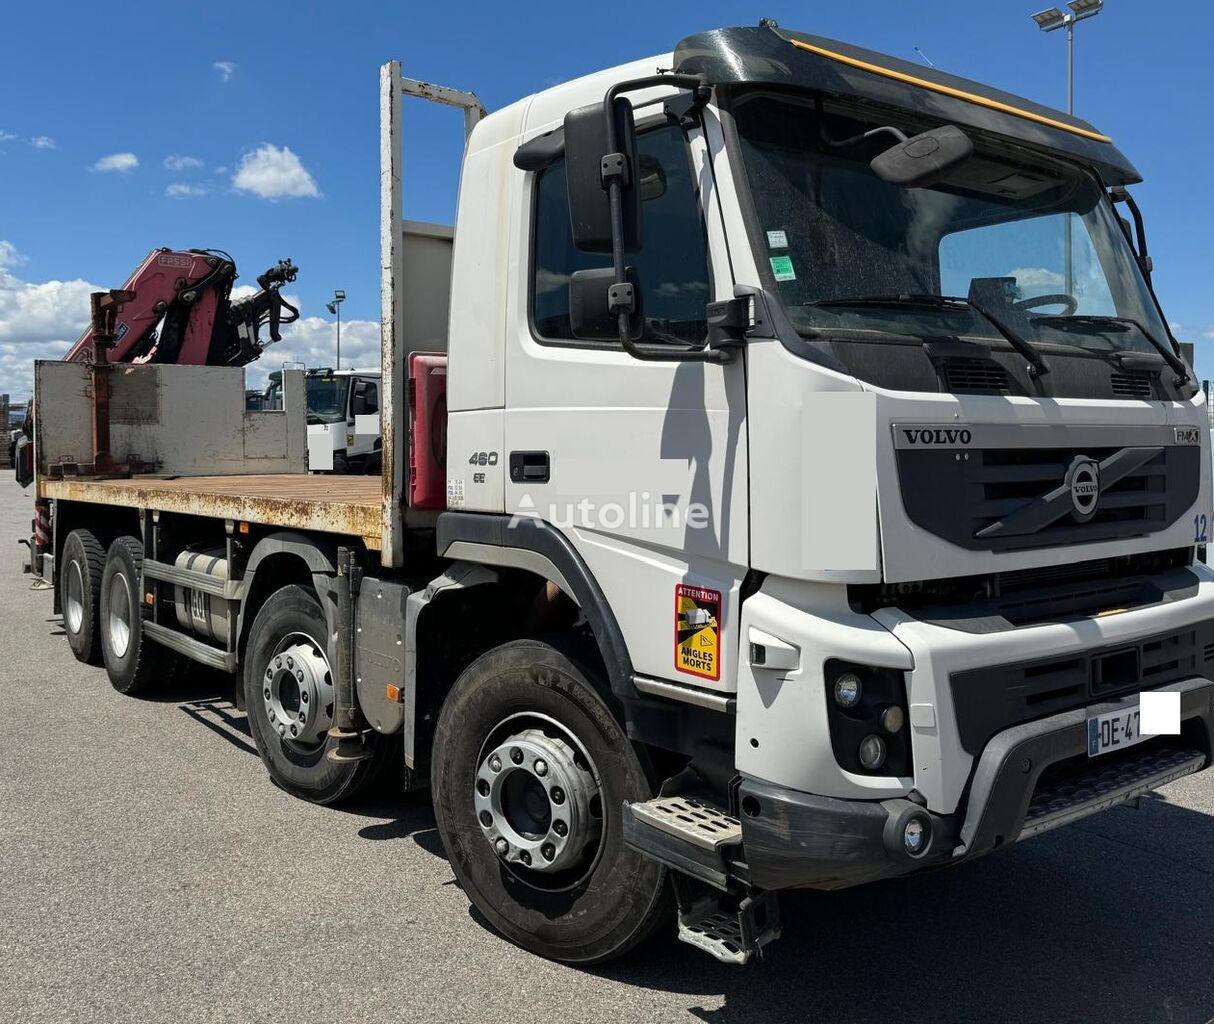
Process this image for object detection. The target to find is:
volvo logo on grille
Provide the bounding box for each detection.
[1066,456,1101,522]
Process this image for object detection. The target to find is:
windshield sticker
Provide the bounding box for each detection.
[766,229,789,249]
[675,584,721,681]
[769,255,796,282]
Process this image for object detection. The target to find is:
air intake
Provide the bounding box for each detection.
[1110,372,1153,399]
[943,358,1010,393]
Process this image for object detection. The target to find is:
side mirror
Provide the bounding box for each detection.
[569,267,643,342]
[870,125,973,188]
[563,98,640,254]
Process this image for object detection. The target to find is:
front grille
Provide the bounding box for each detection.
[943,358,1010,393]
[896,443,1200,552]
[950,621,1213,755]
[1110,372,1153,399]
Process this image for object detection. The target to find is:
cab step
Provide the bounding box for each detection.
[677,889,781,965]
[623,796,743,890]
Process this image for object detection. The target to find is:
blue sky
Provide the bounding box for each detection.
[1,0,1212,400]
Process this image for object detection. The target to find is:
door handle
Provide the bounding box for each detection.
[509,451,550,483]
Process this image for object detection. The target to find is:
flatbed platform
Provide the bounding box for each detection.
[39,474,384,548]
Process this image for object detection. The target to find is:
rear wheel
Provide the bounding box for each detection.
[243,584,394,804]
[61,529,105,664]
[100,536,185,695]
[431,639,668,964]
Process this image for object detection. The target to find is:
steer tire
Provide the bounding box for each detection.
[244,584,396,805]
[61,528,106,665]
[430,638,669,965]
[100,536,185,696]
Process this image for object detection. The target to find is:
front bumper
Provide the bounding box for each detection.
[739,677,1213,891]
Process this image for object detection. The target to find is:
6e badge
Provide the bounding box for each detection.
[675,584,721,681]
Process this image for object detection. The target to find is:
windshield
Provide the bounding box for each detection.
[305,376,349,423]
[731,91,1171,359]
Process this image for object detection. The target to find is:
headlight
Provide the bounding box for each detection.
[858,734,887,770]
[833,672,862,708]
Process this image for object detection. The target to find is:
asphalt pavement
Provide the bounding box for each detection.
[1,475,1212,1023]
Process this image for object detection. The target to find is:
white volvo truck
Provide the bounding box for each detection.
[26,23,1214,966]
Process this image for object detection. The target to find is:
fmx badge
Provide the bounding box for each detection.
[675,584,721,681]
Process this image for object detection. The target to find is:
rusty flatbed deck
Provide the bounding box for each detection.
[40,474,384,548]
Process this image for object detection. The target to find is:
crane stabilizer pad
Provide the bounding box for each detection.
[675,584,721,681]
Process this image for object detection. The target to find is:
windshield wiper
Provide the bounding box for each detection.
[1032,314,1191,385]
[808,294,1051,377]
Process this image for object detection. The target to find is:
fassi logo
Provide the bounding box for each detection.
[901,427,973,446]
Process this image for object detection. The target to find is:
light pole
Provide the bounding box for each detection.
[326,289,346,368]
[1031,0,1104,296]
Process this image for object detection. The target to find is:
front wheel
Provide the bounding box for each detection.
[430,639,669,964]
[243,584,394,804]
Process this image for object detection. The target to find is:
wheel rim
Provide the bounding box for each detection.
[474,714,604,887]
[262,631,334,750]
[107,570,133,658]
[64,561,85,634]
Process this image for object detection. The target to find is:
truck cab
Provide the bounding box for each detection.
[266,367,382,473]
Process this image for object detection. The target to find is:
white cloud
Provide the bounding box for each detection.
[29,136,55,149]
[0,240,26,269]
[1203,327,1214,341]
[213,61,237,83]
[92,152,138,173]
[0,245,101,401]
[164,154,203,171]
[243,316,380,388]
[1007,267,1065,290]
[0,130,16,144]
[232,144,319,200]
[165,182,208,198]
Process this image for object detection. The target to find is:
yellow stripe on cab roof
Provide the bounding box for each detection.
[787,37,1113,145]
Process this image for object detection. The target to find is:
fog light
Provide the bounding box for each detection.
[880,705,905,733]
[903,816,929,856]
[858,734,886,770]
[833,672,862,708]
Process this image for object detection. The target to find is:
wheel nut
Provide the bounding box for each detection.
[275,657,282,668]
[277,724,285,736]
[265,668,272,680]
[290,725,297,736]
[296,670,303,681]
[553,820,567,837]
[300,691,309,703]
[480,811,493,827]
[263,688,271,700]
[541,844,555,861]
[510,747,523,764]
[299,711,307,723]
[551,787,565,805]
[489,756,502,773]
[494,838,509,856]
[519,850,531,865]
[534,759,548,777]
[287,657,294,669]
[476,779,490,797]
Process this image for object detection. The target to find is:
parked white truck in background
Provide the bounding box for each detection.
[264,367,384,473]
[24,22,1214,966]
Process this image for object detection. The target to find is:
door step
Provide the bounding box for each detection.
[630,796,742,849]
[623,796,742,890]
[677,890,781,965]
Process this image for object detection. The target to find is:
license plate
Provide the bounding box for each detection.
[1087,704,1145,757]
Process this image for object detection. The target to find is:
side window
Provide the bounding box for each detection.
[351,380,379,417]
[531,122,710,345]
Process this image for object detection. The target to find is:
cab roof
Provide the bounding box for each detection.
[674,24,1139,185]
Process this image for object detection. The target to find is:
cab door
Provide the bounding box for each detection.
[503,106,748,695]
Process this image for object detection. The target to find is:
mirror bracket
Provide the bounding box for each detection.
[607,282,636,316]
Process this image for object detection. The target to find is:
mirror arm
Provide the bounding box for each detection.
[601,73,731,363]
[1110,186,1152,279]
